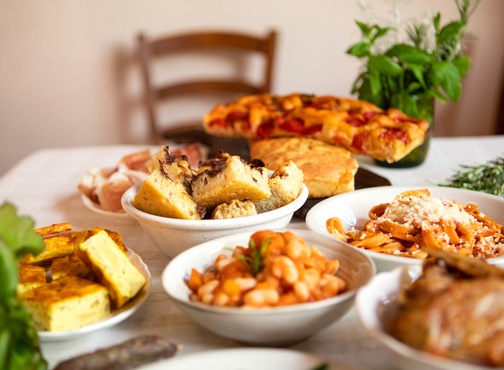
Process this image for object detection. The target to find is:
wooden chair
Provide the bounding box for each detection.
[137,29,277,151]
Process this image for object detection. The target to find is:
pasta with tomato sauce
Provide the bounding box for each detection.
[326,189,504,259]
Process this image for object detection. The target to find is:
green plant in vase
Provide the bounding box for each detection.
[347,0,480,167]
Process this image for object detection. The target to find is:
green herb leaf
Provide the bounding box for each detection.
[355,20,372,37]
[452,55,471,77]
[427,87,447,103]
[370,25,393,42]
[437,20,465,45]
[346,41,370,58]
[429,61,461,101]
[0,242,19,302]
[369,55,403,77]
[354,77,385,107]
[0,203,44,258]
[0,202,47,370]
[406,82,422,94]
[386,75,399,94]
[406,63,427,89]
[0,327,8,370]
[368,65,382,96]
[7,298,46,370]
[390,92,419,117]
[432,12,441,30]
[386,44,432,65]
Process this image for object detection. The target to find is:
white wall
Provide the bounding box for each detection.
[1,0,503,175]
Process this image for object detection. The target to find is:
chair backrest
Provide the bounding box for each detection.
[137,29,277,143]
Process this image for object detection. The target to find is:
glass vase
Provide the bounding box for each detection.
[374,95,434,168]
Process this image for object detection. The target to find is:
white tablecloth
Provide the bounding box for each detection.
[1,136,503,369]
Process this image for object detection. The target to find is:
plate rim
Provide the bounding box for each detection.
[136,347,352,370]
[81,194,130,218]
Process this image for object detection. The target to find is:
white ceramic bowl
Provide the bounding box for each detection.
[161,229,376,346]
[306,185,504,272]
[121,182,308,258]
[356,266,498,370]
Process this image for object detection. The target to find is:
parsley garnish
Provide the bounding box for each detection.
[0,202,47,370]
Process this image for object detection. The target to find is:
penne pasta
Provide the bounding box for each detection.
[326,189,504,259]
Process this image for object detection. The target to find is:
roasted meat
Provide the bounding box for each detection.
[391,249,504,367]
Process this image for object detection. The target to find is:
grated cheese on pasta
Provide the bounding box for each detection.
[378,195,475,227]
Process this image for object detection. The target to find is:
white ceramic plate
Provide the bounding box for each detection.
[356,266,497,370]
[38,249,151,342]
[137,348,354,370]
[81,194,130,219]
[305,185,504,271]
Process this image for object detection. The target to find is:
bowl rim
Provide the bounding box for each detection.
[356,266,497,370]
[121,182,309,230]
[162,229,376,315]
[305,185,504,265]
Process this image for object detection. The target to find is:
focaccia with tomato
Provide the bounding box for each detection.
[203,93,429,163]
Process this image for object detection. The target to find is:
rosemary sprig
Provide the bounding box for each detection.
[439,156,504,197]
[238,238,271,277]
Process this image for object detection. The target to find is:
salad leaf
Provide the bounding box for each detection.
[0,202,47,370]
[0,204,43,259]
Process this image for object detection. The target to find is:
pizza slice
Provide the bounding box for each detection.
[203,93,430,163]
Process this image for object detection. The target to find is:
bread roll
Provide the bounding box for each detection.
[250,137,358,198]
[255,161,304,213]
[211,199,257,219]
[133,149,201,220]
[192,152,271,209]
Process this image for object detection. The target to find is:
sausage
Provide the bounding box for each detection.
[54,335,178,370]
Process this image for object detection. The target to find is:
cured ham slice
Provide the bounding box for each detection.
[78,144,207,213]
